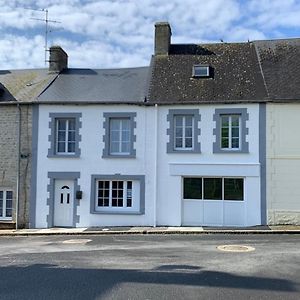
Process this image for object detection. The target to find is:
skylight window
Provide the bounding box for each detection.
[193,65,210,77]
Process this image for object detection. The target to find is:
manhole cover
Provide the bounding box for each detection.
[62,239,92,244]
[217,245,255,252]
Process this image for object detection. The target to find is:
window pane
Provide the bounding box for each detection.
[110,119,120,130]
[221,138,229,148]
[204,178,222,200]
[231,128,239,138]
[6,191,12,200]
[175,116,183,126]
[194,66,208,76]
[110,141,120,153]
[122,130,130,142]
[221,116,229,127]
[231,116,239,126]
[57,119,66,130]
[6,209,12,218]
[68,131,75,142]
[185,138,192,148]
[68,119,75,130]
[121,119,130,131]
[185,116,193,127]
[175,138,183,148]
[57,142,65,153]
[0,191,3,200]
[68,142,75,153]
[231,138,240,149]
[184,178,202,199]
[224,178,244,200]
[111,131,120,142]
[121,142,130,153]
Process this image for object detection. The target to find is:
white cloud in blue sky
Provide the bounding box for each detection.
[0,0,300,69]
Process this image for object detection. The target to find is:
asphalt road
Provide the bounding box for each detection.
[0,234,299,300]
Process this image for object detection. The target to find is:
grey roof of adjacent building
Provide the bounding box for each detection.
[148,42,269,104]
[0,69,57,103]
[37,67,150,103]
[254,38,300,101]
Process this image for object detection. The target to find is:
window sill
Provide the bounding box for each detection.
[47,154,80,158]
[102,154,136,159]
[167,149,201,154]
[91,210,143,215]
[213,149,249,154]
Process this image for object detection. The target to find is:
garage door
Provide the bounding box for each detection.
[182,177,245,226]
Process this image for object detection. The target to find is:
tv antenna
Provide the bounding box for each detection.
[28,8,61,65]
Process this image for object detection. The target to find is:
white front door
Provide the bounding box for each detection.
[54,180,74,227]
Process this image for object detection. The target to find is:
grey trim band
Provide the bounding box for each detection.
[47,172,81,227]
[29,105,38,228]
[90,174,145,215]
[213,108,249,153]
[167,109,201,153]
[259,103,267,225]
[102,112,137,158]
[48,113,82,158]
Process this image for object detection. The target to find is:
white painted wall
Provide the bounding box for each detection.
[36,105,156,228]
[267,103,300,225]
[35,103,262,228]
[156,104,261,226]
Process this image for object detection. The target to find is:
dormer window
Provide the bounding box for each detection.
[193,65,210,77]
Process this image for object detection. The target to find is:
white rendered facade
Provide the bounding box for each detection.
[32,103,263,228]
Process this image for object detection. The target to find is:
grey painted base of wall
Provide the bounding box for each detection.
[268,210,300,225]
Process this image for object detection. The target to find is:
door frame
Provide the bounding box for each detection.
[47,172,80,228]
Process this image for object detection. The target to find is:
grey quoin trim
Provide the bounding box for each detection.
[90,174,145,215]
[213,108,249,153]
[259,104,267,225]
[47,112,82,158]
[167,109,201,153]
[29,105,39,228]
[102,112,137,158]
[47,172,81,227]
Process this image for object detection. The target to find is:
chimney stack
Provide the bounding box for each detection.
[49,46,68,72]
[154,22,172,55]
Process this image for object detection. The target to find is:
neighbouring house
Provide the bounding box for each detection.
[0,67,57,228]
[255,39,300,225]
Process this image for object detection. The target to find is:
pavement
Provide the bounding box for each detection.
[0,225,300,236]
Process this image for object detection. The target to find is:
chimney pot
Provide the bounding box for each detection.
[49,46,68,72]
[154,22,172,55]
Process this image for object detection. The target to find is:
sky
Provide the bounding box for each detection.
[0,0,300,70]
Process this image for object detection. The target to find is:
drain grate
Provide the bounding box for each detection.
[217,245,255,252]
[62,239,92,244]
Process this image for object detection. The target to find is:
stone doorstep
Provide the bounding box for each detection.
[0,221,16,230]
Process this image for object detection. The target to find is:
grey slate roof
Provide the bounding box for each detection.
[148,42,268,104]
[37,67,150,103]
[0,69,57,103]
[254,39,300,101]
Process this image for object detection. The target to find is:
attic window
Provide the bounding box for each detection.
[193,65,210,77]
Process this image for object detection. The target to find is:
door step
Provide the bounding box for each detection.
[0,221,16,230]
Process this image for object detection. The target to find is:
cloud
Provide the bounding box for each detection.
[0,0,299,69]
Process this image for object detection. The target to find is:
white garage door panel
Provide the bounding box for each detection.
[183,200,203,225]
[203,201,223,225]
[224,202,245,226]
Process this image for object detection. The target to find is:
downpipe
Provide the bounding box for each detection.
[16,103,21,230]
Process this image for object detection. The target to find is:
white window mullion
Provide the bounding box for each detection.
[123,182,127,208]
[109,181,112,207]
[65,119,69,153]
[229,117,232,149]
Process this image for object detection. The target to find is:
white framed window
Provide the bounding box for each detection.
[97,180,133,208]
[56,118,76,154]
[220,115,241,150]
[0,190,13,219]
[109,118,131,155]
[174,115,194,150]
[193,65,210,77]
[183,177,244,201]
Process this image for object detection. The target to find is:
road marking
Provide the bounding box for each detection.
[62,239,92,244]
[217,245,255,252]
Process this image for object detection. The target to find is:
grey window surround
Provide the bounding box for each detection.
[213,108,249,153]
[90,174,145,215]
[167,109,201,153]
[47,172,81,227]
[102,112,136,158]
[48,113,82,158]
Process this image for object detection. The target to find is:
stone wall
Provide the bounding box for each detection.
[0,104,32,228]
